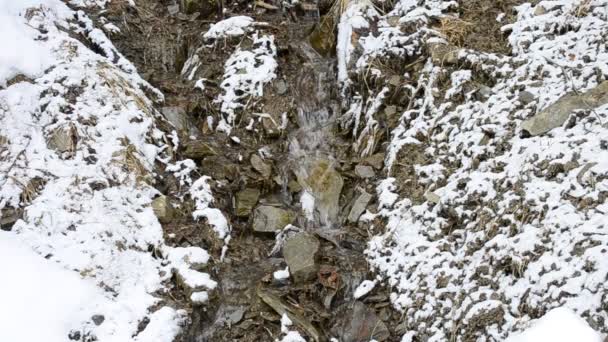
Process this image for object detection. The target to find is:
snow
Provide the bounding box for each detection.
[216,33,277,133]
[506,308,603,342]
[338,0,608,339]
[203,16,256,40]
[353,279,376,299]
[0,231,102,342]
[0,1,216,340]
[276,313,306,342]
[274,266,290,280]
[191,176,231,239]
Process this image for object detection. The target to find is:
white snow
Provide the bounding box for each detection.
[506,308,603,342]
[203,16,256,40]
[353,279,376,299]
[274,266,290,280]
[0,1,216,340]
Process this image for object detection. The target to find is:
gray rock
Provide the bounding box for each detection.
[181,0,217,16]
[250,154,272,178]
[333,301,389,342]
[283,232,319,283]
[522,81,608,136]
[355,164,375,179]
[161,106,189,132]
[183,141,217,160]
[274,79,288,95]
[518,90,535,105]
[235,188,260,217]
[252,205,294,232]
[262,116,281,138]
[424,190,441,204]
[152,195,174,223]
[168,4,180,15]
[348,189,372,223]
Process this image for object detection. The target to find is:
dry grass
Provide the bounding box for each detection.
[437,16,474,47]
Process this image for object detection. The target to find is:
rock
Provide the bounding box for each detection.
[309,14,337,56]
[183,141,217,160]
[47,126,76,154]
[152,195,174,223]
[161,106,190,133]
[348,189,372,223]
[383,105,397,118]
[252,205,295,232]
[257,288,321,342]
[287,179,302,193]
[204,156,238,181]
[355,164,375,179]
[518,90,535,105]
[429,43,459,65]
[92,314,105,326]
[388,75,401,87]
[262,116,281,138]
[283,232,319,283]
[522,81,608,136]
[274,79,288,95]
[168,4,180,15]
[235,188,260,217]
[250,154,272,178]
[298,159,343,225]
[424,190,441,204]
[0,207,21,231]
[363,153,385,170]
[181,0,217,16]
[534,4,547,15]
[333,302,389,342]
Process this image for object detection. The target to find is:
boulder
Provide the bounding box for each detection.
[235,188,260,217]
[299,159,343,225]
[252,205,295,233]
[522,81,608,136]
[283,232,319,283]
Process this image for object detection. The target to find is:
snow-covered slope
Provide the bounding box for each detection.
[338,0,608,340]
[0,1,218,341]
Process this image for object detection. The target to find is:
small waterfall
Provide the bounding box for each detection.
[287,43,344,229]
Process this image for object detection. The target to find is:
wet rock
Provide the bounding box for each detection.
[250,154,272,178]
[152,195,174,223]
[363,153,385,170]
[522,81,608,136]
[333,301,389,342]
[252,205,295,233]
[348,189,372,223]
[309,14,336,56]
[92,314,105,326]
[257,288,321,341]
[283,232,319,283]
[47,125,76,154]
[181,0,217,16]
[183,141,217,160]
[235,188,260,217]
[161,106,190,133]
[299,159,343,225]
[355,164,375,179]
[0,207,21,231]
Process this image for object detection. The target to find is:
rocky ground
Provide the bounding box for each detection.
[1,0,608,341]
